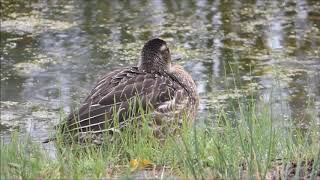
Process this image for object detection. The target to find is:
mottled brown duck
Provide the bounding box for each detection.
[61,38,199,144]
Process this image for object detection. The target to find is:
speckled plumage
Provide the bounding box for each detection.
[64,38,199,144]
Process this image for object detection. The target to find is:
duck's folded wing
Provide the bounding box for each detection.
[67,69,176,133]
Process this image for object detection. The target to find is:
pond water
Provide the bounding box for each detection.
[1,0,320,143]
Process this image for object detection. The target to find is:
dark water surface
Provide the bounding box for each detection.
[1,0,320,142]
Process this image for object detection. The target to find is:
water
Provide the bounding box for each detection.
[1,0,320,142]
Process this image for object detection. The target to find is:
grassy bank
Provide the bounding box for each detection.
[1,99,319,179]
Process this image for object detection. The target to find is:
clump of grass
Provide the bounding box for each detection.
[0,133,52,179]
[1,98,319,179]
[175,99,319,179]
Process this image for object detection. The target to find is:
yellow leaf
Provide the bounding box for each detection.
[130,159,153,171]
[130,159,139,171]
[141,159,153,168]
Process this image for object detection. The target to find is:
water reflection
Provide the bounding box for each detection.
[1,0,319,141]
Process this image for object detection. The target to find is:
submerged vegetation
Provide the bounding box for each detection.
[1,98,319,179]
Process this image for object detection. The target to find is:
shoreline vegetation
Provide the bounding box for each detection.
[1,97,319,179]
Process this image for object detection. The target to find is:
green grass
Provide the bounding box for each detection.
[1,99,319,179]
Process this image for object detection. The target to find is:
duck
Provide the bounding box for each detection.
[62,38,199,144]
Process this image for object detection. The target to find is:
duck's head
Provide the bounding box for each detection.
[138,38,171,73]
